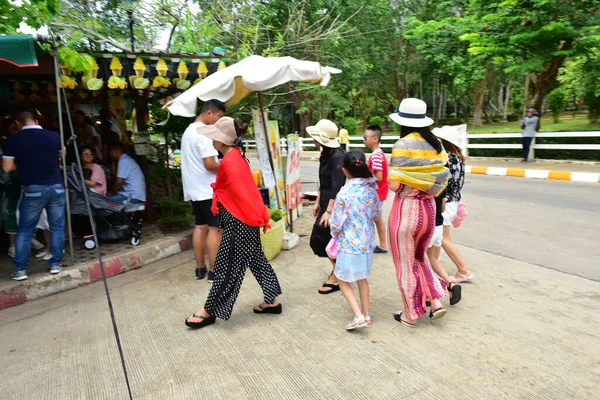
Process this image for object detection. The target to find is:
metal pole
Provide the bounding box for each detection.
[127,10,135,51]
[51,39,75,266]
[257,92,275,172]
[52,38,134,400]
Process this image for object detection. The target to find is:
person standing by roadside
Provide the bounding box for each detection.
[2,110,66,280]
[520,108,540,163]
[386,98,449,327]
[307,119,346,295]
[338,127,349,151]
[0,117,20,258]
[363,124,389,253]
[181,99,226,283]
[185,117,282,329]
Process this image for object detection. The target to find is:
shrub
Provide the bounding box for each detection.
[547,88,569,123]
[506,114,520,122]
[343,117,358,135]
[437,118,467,126]
[368,116,383,127]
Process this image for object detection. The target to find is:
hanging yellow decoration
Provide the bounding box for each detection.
[217,61,226,71]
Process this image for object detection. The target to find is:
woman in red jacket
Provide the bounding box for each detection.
[185,116,282,329]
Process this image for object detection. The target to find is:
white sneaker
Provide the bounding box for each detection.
[43,253,52,261]
[31,237,45,250]
[49,264,62,274]
[36,251,50,259]
[8,246,15,258]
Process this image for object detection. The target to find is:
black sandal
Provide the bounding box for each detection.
[185,313,216,329]
[253,303,282,314]
[318,283,340,295]
[448,282,462,306]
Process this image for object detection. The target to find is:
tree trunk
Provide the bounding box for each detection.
[530,55,567,113]
[523,73,530,115]
[288,85,310,137]
[472,72,488,127]
[502,81,511,121]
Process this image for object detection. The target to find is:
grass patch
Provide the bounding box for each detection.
[467,115,599,134]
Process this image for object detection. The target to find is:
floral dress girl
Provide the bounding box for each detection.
[330,177,381,281]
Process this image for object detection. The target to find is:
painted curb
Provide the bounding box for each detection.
[465,166,600,183]
[0,230,193,310]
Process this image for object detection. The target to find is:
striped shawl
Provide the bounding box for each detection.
[388,132,449,196]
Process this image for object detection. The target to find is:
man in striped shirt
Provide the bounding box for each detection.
[363,125,389,253]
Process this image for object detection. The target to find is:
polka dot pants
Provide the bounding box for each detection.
[204,208,282,320]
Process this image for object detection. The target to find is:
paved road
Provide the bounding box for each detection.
[289,160,600,282]
[1,160,599,399]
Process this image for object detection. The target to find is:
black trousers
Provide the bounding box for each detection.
[204,208,282,320]
[522,137,533,161]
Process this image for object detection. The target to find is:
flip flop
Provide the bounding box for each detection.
[448,283,462,306]
[452,272,474,283]
[429,307,447,320]
[393,312,416,327]
[253,304,282,314]
[185,313,216,329]
[374,246,388,254]
[318,283,340,295]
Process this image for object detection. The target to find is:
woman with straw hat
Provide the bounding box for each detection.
[185,116,282,329]
[307,119,346,295]
[387,98,450,327]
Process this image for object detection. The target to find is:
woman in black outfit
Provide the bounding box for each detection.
[307,119,346,294]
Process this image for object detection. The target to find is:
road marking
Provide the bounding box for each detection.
[466,166,599,183]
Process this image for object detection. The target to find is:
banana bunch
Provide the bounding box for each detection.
[59,75,78,89]
[108,75,127,89]
[152,76,171,88]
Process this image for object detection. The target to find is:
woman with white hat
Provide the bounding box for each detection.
[432,125,475,283]
[387,98,450,327]
[307,119,346,295]
[185,116,282,329]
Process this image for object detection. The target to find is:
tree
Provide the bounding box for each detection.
[546,88,569,123]
[460,0,600,113]
[0,0,59,33]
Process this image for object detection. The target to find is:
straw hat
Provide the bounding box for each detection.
[432,125,462,149]
[389,98,434,128]
[306,119,340,148]
[197,116,236,146]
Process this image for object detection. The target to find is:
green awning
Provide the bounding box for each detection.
[0,35,39,67]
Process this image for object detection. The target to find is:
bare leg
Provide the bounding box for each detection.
[374,218,388,250]
[9,233,16,248]
[442,225,471,276]
[339,281,362,317]
[357,279,370,318]
[193,225,208,269]
[206,226,223,272]
[427,246,450,282]
[318,258,339,292]
[42,229,51,254]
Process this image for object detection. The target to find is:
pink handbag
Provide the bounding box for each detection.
[326,237,338,259]
[452,202,468,228]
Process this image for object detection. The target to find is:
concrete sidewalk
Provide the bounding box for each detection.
[0,213,599,399]
[0,228,192,310]
[288,150,600,183]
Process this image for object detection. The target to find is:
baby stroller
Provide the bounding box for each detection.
[67,164,144,249]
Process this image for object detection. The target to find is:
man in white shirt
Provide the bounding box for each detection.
[181,100,226,282]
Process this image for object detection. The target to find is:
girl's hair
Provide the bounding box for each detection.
[441,139,465,162]
[400,126,443,153]
[80,145,96,159]
[342,151,373,179]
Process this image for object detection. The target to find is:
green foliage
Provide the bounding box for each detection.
[547,89,569,123]
[0,0,59,33]
[57,48,94,75]
[157,197,191,231]
[368,116,383,127]
[343,117,358,136]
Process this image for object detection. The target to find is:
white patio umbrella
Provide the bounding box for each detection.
[163,55,341,116]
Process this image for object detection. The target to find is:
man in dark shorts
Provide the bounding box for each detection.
[180,100,226,282]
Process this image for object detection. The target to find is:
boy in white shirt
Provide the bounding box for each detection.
[181,100,226,282]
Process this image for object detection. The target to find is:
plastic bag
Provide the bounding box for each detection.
[326,236,338,259]
[452,202,468,228]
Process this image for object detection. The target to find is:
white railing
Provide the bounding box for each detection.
[244,131,600,155]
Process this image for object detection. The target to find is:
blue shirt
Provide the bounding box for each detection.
[3,125,62,186]
[116,154,146,202]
